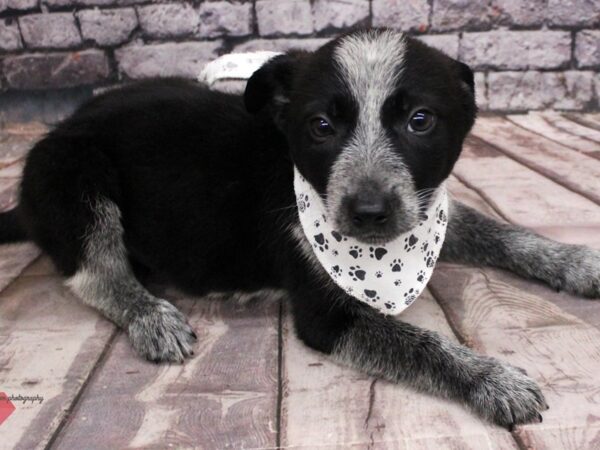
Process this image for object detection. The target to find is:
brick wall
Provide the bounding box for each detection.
[0,0,599,120]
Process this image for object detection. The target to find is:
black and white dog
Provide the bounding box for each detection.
[2,29,598,427]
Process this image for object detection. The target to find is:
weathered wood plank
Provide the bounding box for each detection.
[540,111,600,143]
[0,243,40,293]
[455,143,600,247]
[562,112,600,132]
[447,175,600,330]
[52,293,280,450]
[0,134,34,165]
[429,266,600,450]
[280,291,519,449]
[471,117,600,205]
[0,259,116,450]
[437,133,600,449]
[507,112,599,154]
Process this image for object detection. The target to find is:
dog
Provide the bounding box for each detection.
[1,29,598,428]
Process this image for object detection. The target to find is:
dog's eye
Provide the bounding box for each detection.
[310,117,335,140]
[408,110,436,134]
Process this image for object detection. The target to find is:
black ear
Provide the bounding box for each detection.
[456,61,475,94]
[244,52,303,114]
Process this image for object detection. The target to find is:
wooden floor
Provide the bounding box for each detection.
[1,112,600,450]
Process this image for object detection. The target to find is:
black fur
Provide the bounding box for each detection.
[1,29,597,427]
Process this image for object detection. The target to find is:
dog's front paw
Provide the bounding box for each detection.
[127,298,197,363]
[468,359,547,428]
[552,246,600,298]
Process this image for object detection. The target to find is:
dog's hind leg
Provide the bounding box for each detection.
[66,197,197,362]
[441,200,600,298]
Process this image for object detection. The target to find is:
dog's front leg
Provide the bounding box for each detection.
[289,285,547,427]
[441,200,600,298]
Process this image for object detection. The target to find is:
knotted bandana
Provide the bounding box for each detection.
[294,168,448,315]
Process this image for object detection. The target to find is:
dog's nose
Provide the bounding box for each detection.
[351,195,389,228]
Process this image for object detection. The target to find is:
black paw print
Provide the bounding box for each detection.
[394,279,402,286]
[368,246,388,260]
[403,234,419,252]
[404,288,417,305]
[349,266,366,281]
[349,246,363,259]
[390,259,403,272]
[420,242,429,253]
[363,289,380,302]
[384,301,396,310]
[331,230,347,242]
[416,270,426,283]
[375,270,383,278]
[314,219,320,228]
[297,193,310,213]
[313,233,329,252]
[330,265,342,278]
[434,232,441,244]
[436,208,447,225]
[424,250,437,268]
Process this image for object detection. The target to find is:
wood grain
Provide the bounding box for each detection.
[455,141,600,247]
[562,112,600,132]
[280,291,518,449]
[0,259,116,450]
[507,112,599,154]
[429,266,600,450]
[540,111,600,143]
[471,116,600,205]
[434,122,600,449]
[52,292,280,450]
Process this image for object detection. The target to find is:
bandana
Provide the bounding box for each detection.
[199,52,449,315]
[294,168,448,315]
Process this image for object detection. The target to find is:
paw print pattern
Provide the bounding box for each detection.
[349,266,366,281]
[314,219,320,228]
[363,289,380,302]
[313,233,329,252]
[384,301,396,310]
[420,242,429,253]
[416,270,426,283]
[330,265,342,278]
[403,234,419,252]
[436,208,447,225]
[434,232,441,244]
[331,230,347,242]
[369,246,388,260]
[349,246,363,259]
[375,270,383,278]
[390,259,404,272]
[297,193,310,213]
[424,250,437,268]
[404,288,417,305]
[394,279,402,286]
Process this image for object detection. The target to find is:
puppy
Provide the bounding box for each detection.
[2,29,599,428]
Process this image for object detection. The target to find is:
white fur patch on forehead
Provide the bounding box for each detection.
[334,30,406,126]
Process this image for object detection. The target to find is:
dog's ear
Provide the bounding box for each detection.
[244,52,305,116]
[456,61,475,95]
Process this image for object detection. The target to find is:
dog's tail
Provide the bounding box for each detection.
[0,208,28,244]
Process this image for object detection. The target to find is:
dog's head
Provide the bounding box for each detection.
[245,29,477,245]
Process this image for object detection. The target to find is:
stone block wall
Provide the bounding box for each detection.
[0,0,598,119]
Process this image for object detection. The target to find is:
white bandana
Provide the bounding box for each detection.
[199,52,449,315]
[294,168,448,315]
